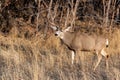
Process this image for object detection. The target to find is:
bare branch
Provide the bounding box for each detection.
[70,0,79,28]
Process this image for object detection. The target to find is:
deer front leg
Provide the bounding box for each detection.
[71,50,75,64]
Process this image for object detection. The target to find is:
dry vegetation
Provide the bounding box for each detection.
[0,25,120,80]
[0,0,120,80]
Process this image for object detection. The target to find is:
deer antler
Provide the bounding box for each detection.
[48,19,59,31]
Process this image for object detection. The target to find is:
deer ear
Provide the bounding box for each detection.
[64,26,74,32]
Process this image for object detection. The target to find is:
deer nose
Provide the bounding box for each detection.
[55,33,58,36]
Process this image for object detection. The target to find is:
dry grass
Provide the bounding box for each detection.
[0,0,119,79]
[0,26,120,80]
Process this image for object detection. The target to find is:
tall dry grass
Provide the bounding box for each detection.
[0,0,119,80]
[0,25,120,80]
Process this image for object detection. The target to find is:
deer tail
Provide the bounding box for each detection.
[106,39,109,47]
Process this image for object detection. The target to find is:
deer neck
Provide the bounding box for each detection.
[61,32,74,47]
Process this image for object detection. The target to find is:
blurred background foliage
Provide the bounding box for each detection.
[0,0,119,35]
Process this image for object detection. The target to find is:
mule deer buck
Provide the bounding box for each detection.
[50,25,109,70]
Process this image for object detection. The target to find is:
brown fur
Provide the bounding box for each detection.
[51,26,109,70]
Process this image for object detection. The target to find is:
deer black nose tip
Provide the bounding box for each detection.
[55,34,58,36]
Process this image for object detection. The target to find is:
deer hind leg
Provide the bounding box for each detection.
[94,51,102,70]
[101,48,109,70]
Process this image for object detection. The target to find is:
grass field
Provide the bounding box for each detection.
[0,25,120,80]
